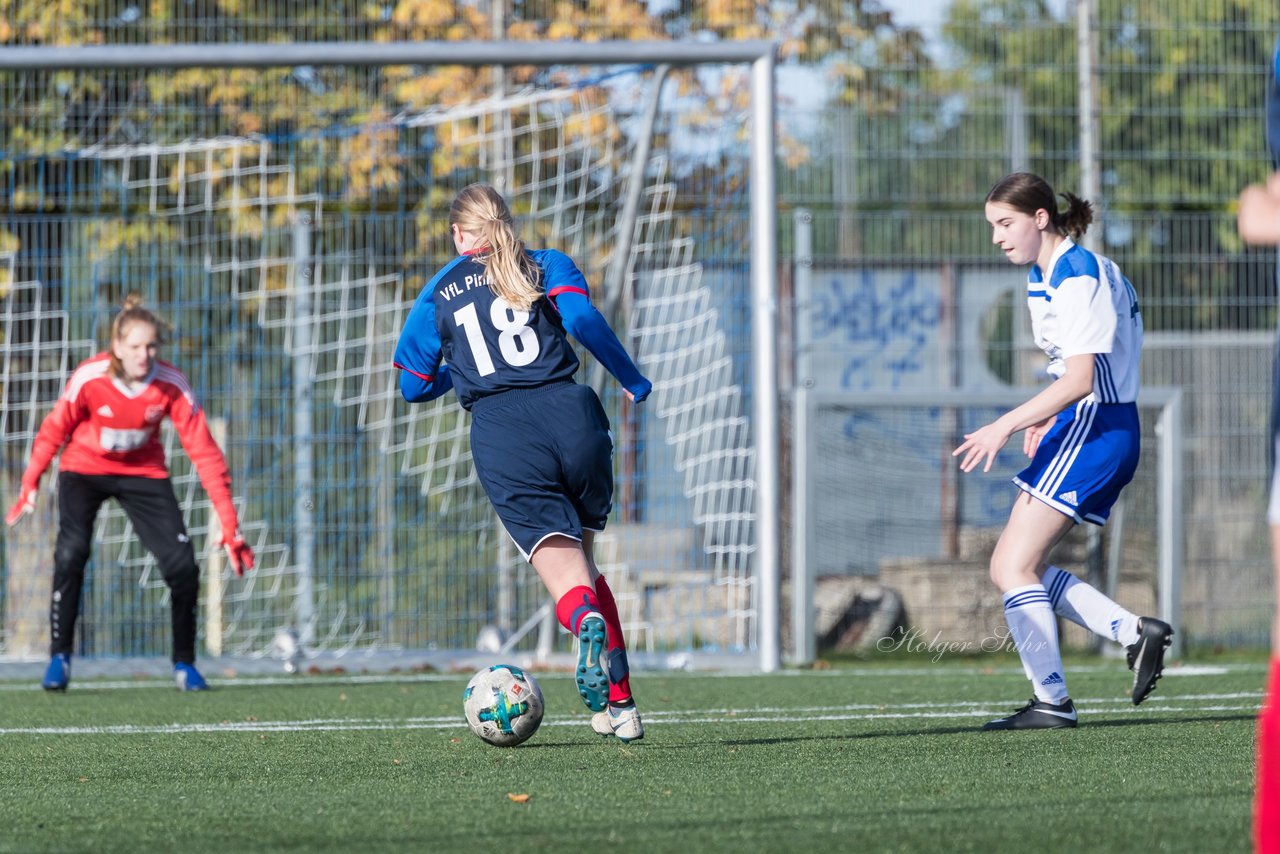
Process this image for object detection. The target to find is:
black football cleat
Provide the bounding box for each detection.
[1126,617,1174,705]
[982,697,1078,731]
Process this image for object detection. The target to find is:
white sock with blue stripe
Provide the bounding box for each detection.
[1002,583,1069,703]
[1042,565,1140,647]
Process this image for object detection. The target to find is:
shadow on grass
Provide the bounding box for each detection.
[716,712,1258,746]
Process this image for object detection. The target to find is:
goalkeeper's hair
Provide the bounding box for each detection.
[108,292,168,379]
[449,183,543,311]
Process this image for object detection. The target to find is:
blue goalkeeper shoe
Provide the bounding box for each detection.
[42,654,70,691]
[575,615,609,712]
[174,662,210,692]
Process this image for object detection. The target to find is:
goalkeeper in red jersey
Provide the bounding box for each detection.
[1236,34,1280,853]
[5,294,254,692]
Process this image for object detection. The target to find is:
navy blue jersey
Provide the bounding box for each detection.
[395,248,651,410]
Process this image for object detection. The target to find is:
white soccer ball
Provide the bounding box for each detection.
[463,664,545,747]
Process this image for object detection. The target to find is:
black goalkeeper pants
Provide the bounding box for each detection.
[52,471,200,664]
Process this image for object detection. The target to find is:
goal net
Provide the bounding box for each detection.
[791,388,1183,660]
[0,56,765,670]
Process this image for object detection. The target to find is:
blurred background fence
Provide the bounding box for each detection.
[2,0,1278,665]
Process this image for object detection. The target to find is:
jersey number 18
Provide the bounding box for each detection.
[453,297,541,376]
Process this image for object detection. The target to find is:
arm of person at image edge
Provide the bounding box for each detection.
[1239,41,1280,246]
[952,275,1113,474]
[392,250,652,404]
[166,366,255,576]
[1237,171,1280,246]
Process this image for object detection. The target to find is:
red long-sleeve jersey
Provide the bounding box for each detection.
[21,353,239,534]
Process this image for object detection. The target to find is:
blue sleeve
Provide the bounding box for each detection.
[554,290,652,402]
[393,288,454,403]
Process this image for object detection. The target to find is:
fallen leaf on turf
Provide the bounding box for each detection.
[393,759,402,766]
[78,777,88,783]
[507,793,531,803]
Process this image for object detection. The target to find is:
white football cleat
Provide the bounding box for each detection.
[591,703,644,743]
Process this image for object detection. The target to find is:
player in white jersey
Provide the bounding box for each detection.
[953,172,1173,730]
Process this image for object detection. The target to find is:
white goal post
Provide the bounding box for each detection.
[0,40,785,671]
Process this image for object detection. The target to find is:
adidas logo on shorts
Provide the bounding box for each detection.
[1059,490,1079,506]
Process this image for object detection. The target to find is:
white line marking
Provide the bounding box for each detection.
[0,692,1260,736]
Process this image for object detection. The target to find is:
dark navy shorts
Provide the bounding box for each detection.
[469,381,614,559]
[1013,398,1140,526]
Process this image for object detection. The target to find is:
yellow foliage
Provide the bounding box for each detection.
[0,17,12,41]
[392,0,455,29]
[548,19,578,40]
[780,135,810,170]
[394,67,478,111]
[84,220,179,263]
[231,207,265,239]
[338,116,404,201]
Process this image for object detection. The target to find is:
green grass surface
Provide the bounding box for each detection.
[0,657,1263,853]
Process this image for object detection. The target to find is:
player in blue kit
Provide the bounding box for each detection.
[394,183,651,742]
[953,172,1174,730]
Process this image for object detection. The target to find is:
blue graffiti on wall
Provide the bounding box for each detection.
[811,269,941,389]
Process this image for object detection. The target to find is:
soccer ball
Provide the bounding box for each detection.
[463,664,545,747]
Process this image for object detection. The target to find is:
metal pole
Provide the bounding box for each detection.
[791,210,814,665]
[793,208,813,389]
[292,213,316,645]
[751,50,780,672]
[1076,0,1102,251]
[1157,389,1184,660]
[790,387,814,665]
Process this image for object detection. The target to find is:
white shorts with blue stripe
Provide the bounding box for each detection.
[1013,398,1140,526]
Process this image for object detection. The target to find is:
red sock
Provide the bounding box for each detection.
[554,586,601,635]
[1257,657,1280,854]
[595,575,632,705]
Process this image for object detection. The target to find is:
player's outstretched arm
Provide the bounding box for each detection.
[7,393,82,525]
[554,290,651,402]
[168,382,255,576]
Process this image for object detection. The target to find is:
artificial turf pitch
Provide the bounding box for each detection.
[0,656,1263,853]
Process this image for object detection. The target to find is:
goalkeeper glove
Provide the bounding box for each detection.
[5,487,37,526]
[222,533,255,576]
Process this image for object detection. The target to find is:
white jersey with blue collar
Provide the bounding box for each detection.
[1026,238,1143,404]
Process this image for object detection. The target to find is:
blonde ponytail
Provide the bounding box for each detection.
[449,184,542,311]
